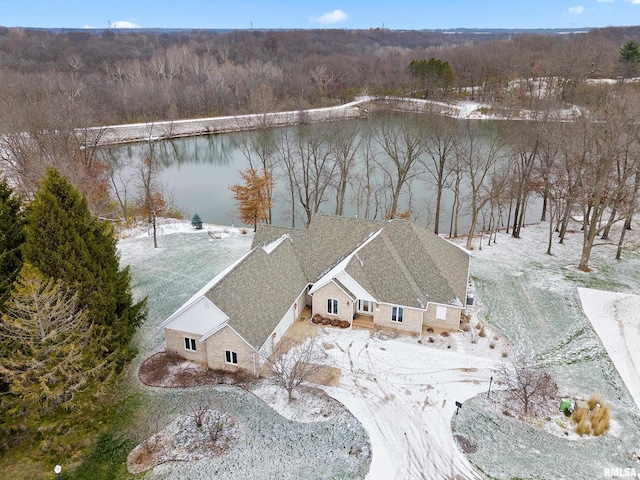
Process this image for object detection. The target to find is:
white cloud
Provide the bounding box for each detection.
[597,0,614,3]
[627,0,640,4]
[111,20,141,29]
[568,6,585,14]
[310,9,348,25]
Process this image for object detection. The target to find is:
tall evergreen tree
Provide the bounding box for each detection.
[22,168,145,364]
[619,39,640,78]
[0,264,93,443]
[0,179,25,312]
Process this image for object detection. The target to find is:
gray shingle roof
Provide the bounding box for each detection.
[253,215,383,282]
[205,238,307,350]
[252,214,469,308]
[213,214,468,349]
[351,221,468,307]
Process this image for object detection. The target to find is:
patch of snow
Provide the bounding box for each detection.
[314,327,496,480]
[578,288,640,411]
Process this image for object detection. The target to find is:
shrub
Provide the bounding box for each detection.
[588,394,602,411]
[501,351,508,358]
[479,324,486,337]
[427,327,434,333]
[331,318,341,327]
[592,405,611,436]
[440,331,450,337]
[321,318,331,325]
[576,418,592,436]
[467,329,479,344]
[312,314,323,324]
[572,407,588,424]
[460,323,470,332]
[191,212,203,229]
[475,322,483,330]
[427,337,434,343]
[339,321,350,328]
[240,228,248,235]
[489,342,496,349]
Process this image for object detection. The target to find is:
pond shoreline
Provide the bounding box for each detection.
[86,95,495,146]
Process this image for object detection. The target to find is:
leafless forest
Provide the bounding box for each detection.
[2,26,640,271]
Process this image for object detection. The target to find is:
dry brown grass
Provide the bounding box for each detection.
[588,394,602,411]
[572,407,588,424]
[479,324,486,337]
[591,404,611,436]
[571,396,611,436]
[576,418,592,436]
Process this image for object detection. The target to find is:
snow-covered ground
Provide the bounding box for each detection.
[316,328,495,480]
[578,288,640,412]
[118,224,371,479]
[451,222,640,479]
[118,218,640,479]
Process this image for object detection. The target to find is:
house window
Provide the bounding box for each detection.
[327,298,338,315]
[436,306,447,320]
[225,350,238,365]
[184,338,196,351]
[358,300,372,313]
[392,306,404,323]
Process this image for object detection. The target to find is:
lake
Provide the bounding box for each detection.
[104,117,541,235]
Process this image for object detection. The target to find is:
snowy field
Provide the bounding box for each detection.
[578,288,640,413]
[118,219,640,479]
[451,222,640,479]
[118,222,371,479]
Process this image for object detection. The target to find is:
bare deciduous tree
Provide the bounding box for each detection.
[277,125,337,227]
[457,121,505,250]
[326,119,363,216]
[264,334,326,402]
[135,137,175,248]
[500,357,557,416]
[422,114,458,234]
[188,393,212,429]
[373,112,429,217]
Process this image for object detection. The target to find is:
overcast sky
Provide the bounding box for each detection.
[1,0,639,30]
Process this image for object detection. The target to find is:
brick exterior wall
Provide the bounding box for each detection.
[311,281,355,323]
[205,325,257,374]
[423,304,462,330]
[165,328,209,364]
[374,303,423,334]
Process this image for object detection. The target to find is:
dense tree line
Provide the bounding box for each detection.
[1,25,639,213]
[0,169,145,455]
[0,26,638,126]
[228,81,640,272]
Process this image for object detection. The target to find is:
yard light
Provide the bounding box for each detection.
[488,376,493,398]
[54,465,62,479]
